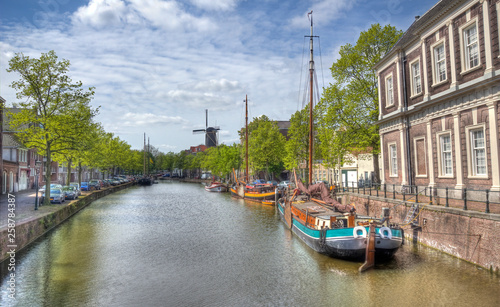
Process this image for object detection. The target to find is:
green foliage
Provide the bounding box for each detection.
[7,50,97,204]
[318,24,402,174]
[246,115,285,179]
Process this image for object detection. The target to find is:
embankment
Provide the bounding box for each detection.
[0,182,134,262]
[344,193,500,274]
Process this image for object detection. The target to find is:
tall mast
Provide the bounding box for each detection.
[148,137,150,176]
[143,133,146,176]
[245,95,249,183]
[308,11,314,185]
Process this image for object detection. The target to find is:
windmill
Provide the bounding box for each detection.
[192,109,220,147]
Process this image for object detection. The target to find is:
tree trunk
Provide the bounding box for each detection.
[43,144,51,206]
[67,159,72,185]
[78,161,82,186]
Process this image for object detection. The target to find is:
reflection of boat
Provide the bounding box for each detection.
[230,95,278,203]
[278,12,402,269]
[205,182,228,192]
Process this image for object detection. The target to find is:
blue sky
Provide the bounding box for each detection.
[1,0,438,152]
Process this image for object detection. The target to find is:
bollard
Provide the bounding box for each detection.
[430,187,433,203]
[463,188,467,210]
[393,184,395,199]
[485,190,490,213]
[384,184,387,198]
[445,187,449,207]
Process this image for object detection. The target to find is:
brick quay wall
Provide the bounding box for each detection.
[0,182,134,263]
[343,193,500,274]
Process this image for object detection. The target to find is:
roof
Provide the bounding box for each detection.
[375,0,467,68]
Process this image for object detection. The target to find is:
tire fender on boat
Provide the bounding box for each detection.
[379,226,392,239]
[353,226,367,238]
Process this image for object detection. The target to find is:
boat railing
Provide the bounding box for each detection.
[335,181,499,215]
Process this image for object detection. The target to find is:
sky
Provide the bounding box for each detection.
[0,0,439,152]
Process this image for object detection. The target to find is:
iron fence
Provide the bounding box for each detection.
[335,181,500,214]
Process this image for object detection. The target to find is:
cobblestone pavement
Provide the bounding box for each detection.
[0,188,92,230]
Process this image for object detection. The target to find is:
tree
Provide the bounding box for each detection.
[7,50,97,204]
[320,24,403,183]
[245,115,285,179]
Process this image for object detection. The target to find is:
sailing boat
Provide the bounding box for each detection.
[276,12,403,267]
[138,133,153,186]
[230,95,277,203]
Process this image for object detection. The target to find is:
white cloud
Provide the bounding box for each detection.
[120,112,188,126]
[72,0,217,31]
[289,0,356,28]
[189,0,237,11]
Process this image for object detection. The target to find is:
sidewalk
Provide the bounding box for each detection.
[0,188,91,230]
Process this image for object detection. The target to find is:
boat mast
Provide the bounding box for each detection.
[245,95,249,183]
[308,11,314,185]
[143,133,146,176]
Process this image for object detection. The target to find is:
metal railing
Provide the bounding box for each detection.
[335,181,500,214]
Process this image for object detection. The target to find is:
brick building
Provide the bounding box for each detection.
[375,0,500,193]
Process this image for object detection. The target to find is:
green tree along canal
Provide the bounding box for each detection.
[1,182,500,306]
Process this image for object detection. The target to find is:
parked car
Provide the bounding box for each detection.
[278,180,291,190]
[39,183,62,193]
[89,180,101,190]
[81,182,91,191]
[267,180,278,187]
[42,188,65,204]
[253,179,266,184]
[69,182,81,196]
[62,186,78,200]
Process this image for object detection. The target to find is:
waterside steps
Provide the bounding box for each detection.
[404,203,419,225]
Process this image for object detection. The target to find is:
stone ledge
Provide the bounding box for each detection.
[0,182,134,263]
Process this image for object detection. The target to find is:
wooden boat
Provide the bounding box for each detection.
[277,184,403,261]
[138,177,153,186]
[205,181,228,192]
[230,182,276,203]
[230,95,279,204]
[279,12,403,267]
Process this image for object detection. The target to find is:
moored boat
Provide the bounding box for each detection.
[230,182,277,203]
[278,12,403,266]
[230,95,279,204]
[277,181,403,261]
[205,181,228,192]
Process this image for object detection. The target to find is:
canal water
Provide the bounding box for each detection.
[1,181,499,306]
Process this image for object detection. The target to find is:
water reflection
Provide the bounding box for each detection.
[1,182,499,306]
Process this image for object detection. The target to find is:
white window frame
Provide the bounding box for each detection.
[409,59,422,97]
[465,124,488,178]
[413,136,427,177]
[430,40,447,85]
[459,18,481,73]
[388,142,398,177]
[437,131,453,178]
[385,74,394,107]
[497,2,500,58]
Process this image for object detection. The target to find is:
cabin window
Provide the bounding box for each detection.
[410,60,422,96]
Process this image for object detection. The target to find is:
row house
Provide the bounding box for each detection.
[1,103,100,194]
[375,0,500,195]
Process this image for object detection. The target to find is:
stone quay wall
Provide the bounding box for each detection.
[343,193,500,274]
[0,182,134,263]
